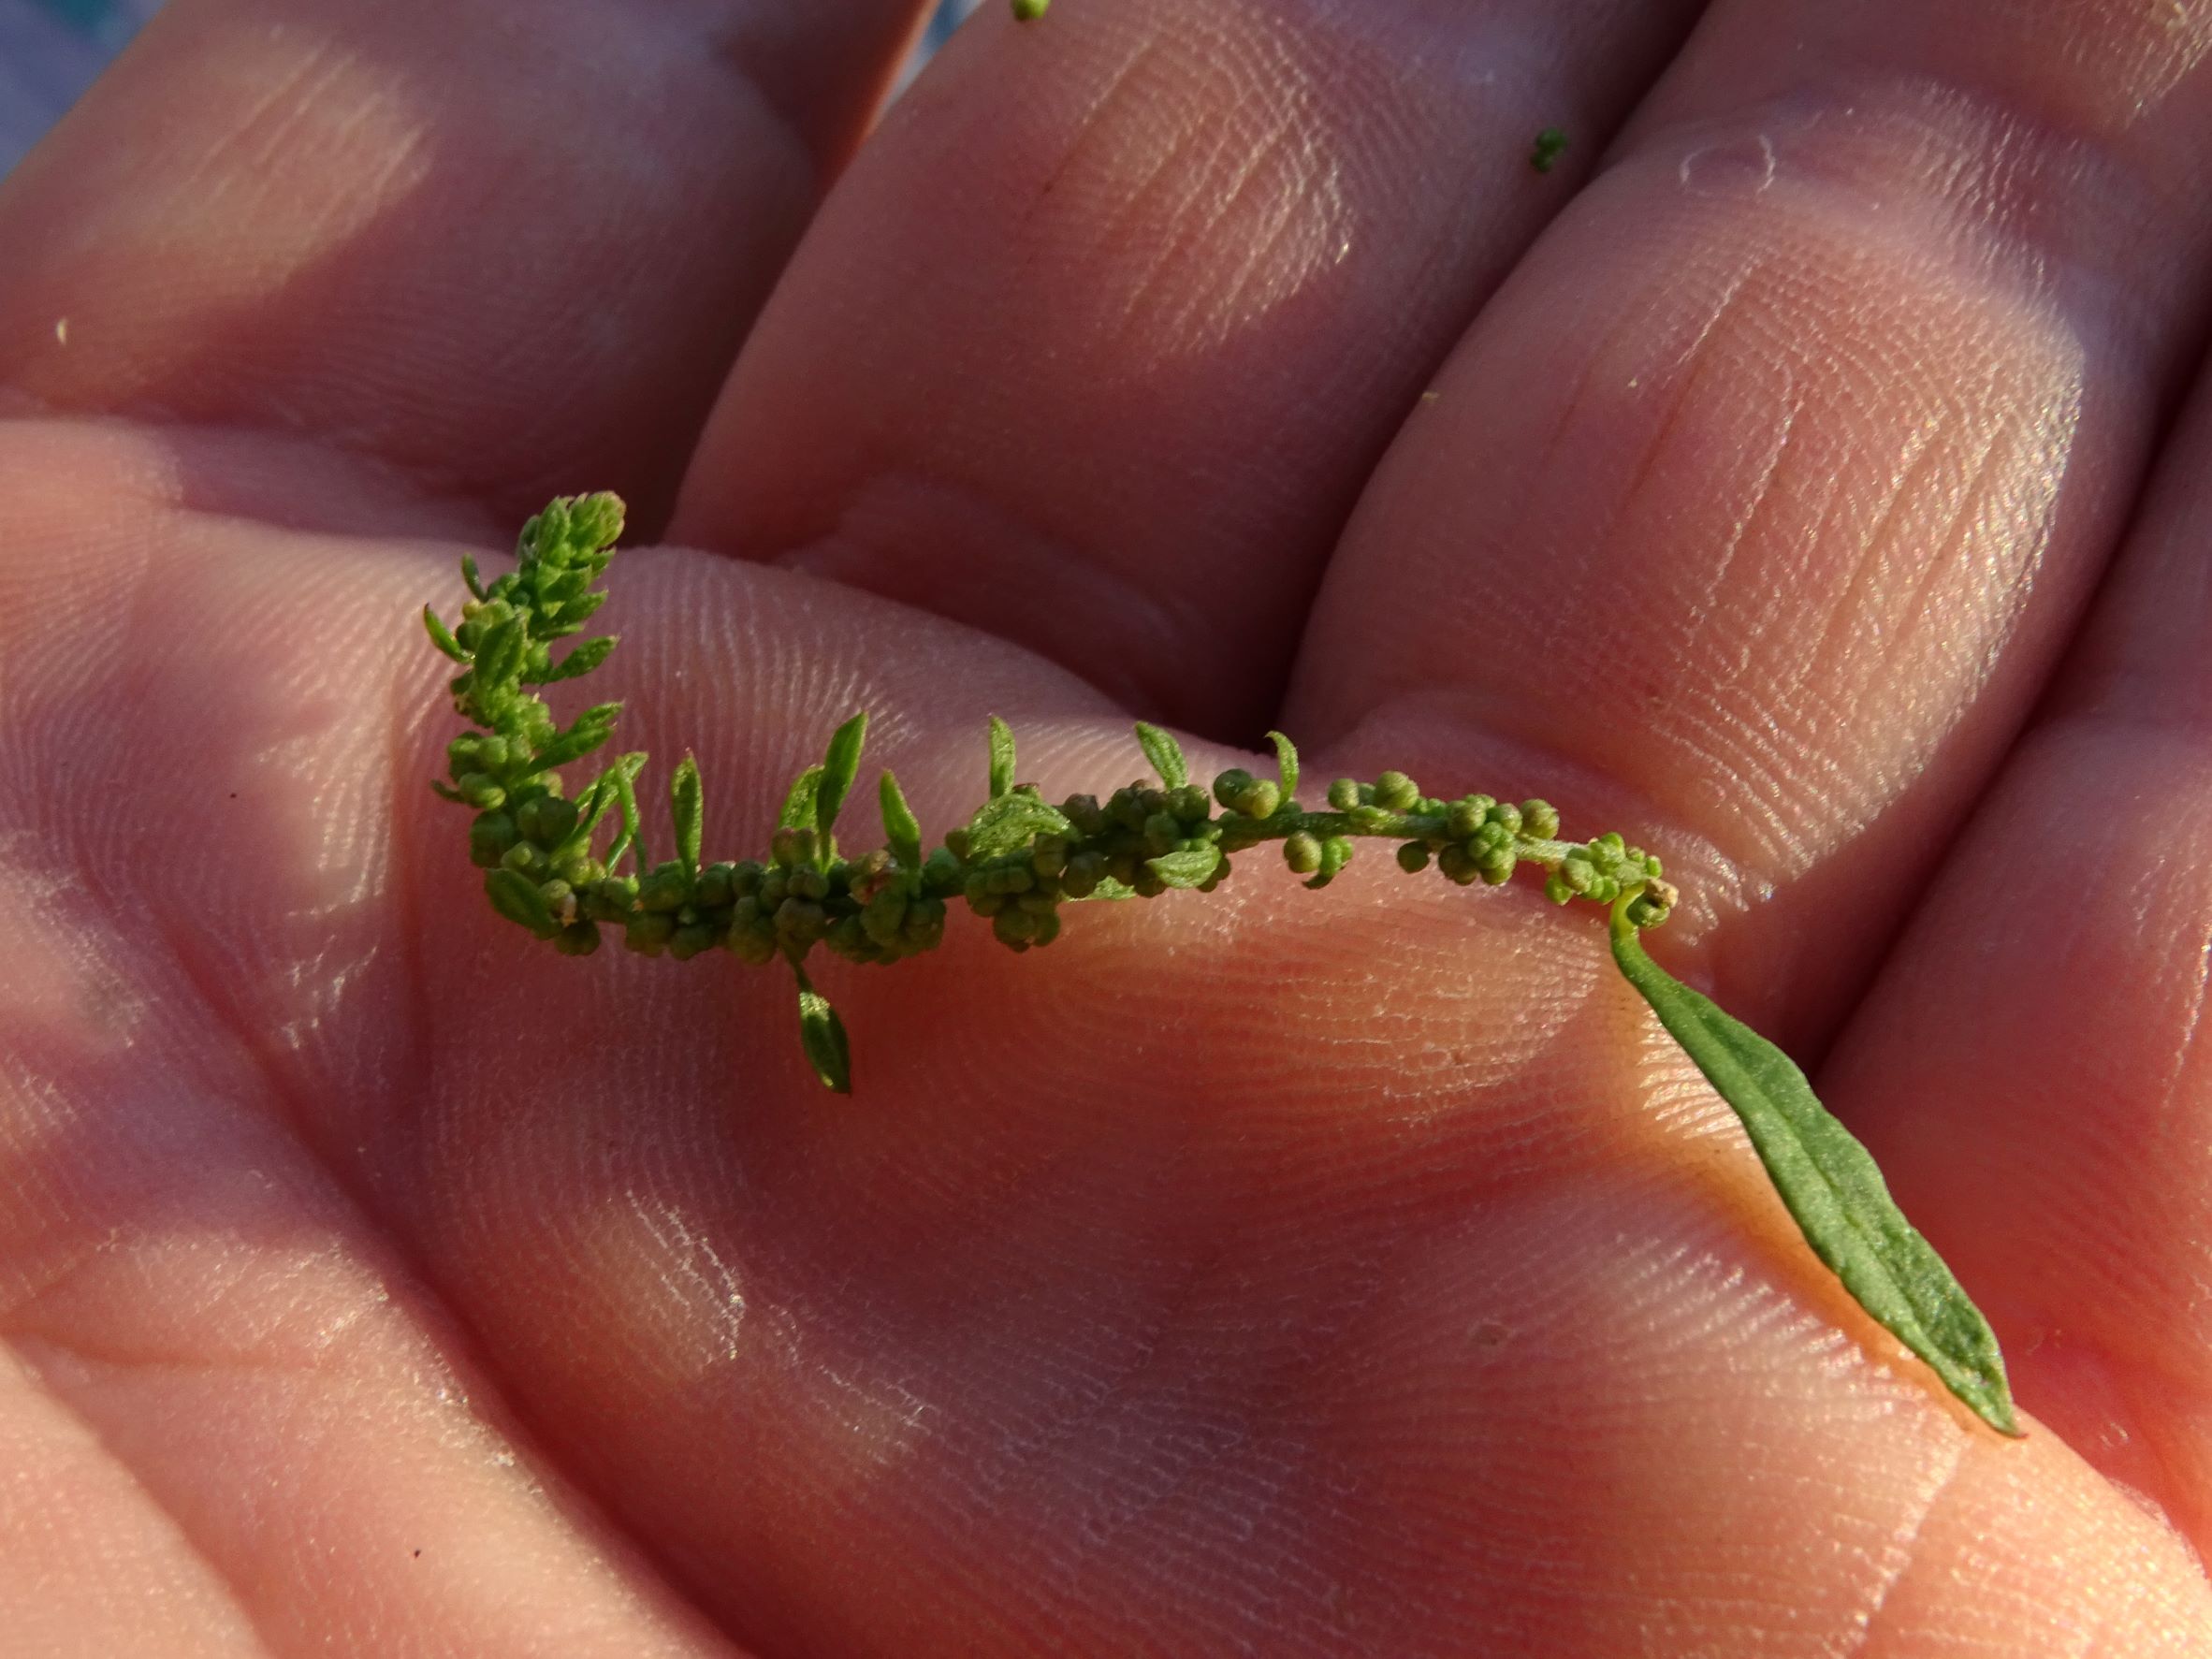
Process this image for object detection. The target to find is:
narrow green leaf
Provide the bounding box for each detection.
[1146,846,1221,889]
[1134,721,1188,790]
[422,605,469,663]
[670,754,704,876]
[531,703,622,771]
[779,765,824,832]
[1608,899,2019,1436]
[966,793,1071,861]
[1265,730,1300,804]
[987,716,1016,799]
[1085,876,1138,901]
[474,617,527,692]
[531,634,617,685]
[607,752,648,871]
[817,712,868,837]
[485,868,556,938]
[794,968,851,1094]
[880,770,924,873]
[459,553,488,602]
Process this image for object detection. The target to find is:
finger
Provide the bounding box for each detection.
[1288,0,2212,1048]
[0,0,933,528]
[1812,368,2212,1561]
[667,0,1708,738]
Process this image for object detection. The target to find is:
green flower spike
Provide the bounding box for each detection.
[424,491,2021,1439]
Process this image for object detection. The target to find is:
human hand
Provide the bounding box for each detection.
[2,1,2209,1652]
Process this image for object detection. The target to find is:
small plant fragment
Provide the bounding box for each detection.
[1531,127,1568,172]
[1012,0,1049,19]
[423,493,2020,1436]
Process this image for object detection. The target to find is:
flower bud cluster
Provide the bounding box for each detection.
[1541,830,1666,920]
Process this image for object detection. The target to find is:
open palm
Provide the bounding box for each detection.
[6,1,2212,1652]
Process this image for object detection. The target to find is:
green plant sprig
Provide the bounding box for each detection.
[422,494,2019,1439]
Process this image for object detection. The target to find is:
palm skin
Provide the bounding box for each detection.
[5,0,2212,1653]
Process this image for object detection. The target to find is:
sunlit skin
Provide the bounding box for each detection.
[4,0,2212,1653]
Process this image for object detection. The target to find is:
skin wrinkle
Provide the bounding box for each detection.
[0,1340,281,1658]
[1841,1433,1969,1659]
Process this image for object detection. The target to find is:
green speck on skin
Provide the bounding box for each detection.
[1531,128,1568,173]
[1012,0,1049,18]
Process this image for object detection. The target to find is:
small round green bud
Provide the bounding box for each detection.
[1016,890,1059,917]
[1477,849,1515,885]
[1142,812,1181,854]
[1436,845,1479,886]
[822,915,869,961]
[516,793,579,849]
[694,863,735,909]
[500,843,548,880]
[993,908,1039,950]
[1596,832,1625,853]
[1521,799,1560,839]
[1485,801,1522,837]
[861,889,910,945]
[1136,787,1170,818]
[468,812,519,868]
[1061,793,1105,837]
[1168,784,1211,825]
[1284,832,1324,874]
[1213,768,1257,809]
[552,921,601,956]
[1131,868,1168,898]
[729,861,763,899]
[1106,850,1141,885]
[1545,871,1574,905]
[1327,778,1361,811]
[1560,856,1596,895]
[922,846,962,890]
[770,826,808,868]
[1395,841,1432,874]
[1030,837,1069,880]
[537,879,577,924]
[458,773,506,810]
[1060,851,1106,899]
[757,868,790,910]
[1446,800,1483,839]
[638,866,689,913]
[790,868,831,902]
[729,924,779,966]
[1373,771,1419,812]
[774,899,828,941]
[943,827,973,861]
[1031,910,1062,948]
[1108,789,1149,831]
[1242,779,1282,819]
[669,922,720,960]
[624,912,676,953]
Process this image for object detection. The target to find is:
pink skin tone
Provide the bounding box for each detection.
[1,0,2211,1652]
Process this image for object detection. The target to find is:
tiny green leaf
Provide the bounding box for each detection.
[532,634,617,684]
[817,712,868,837]
[485,868,556,937]
[988,716,1016,799]
[1146,846,1221,889]
[1531,127,1568,173]
[423,605,469,663]
[880,769,924,873]
[607,752,648,871]
[459,553,488,602]
[670,755,703,876]
[967,793,1072,861]
[1608,897,2018,1436]
[1134,721,1188,790]
[794,968,851,1094]
[779,765,824,832]
[1012,0,1048,18]
[1265,730,1299,803]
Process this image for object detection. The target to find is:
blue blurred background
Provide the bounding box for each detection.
[1,0,984,177]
